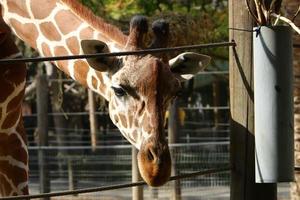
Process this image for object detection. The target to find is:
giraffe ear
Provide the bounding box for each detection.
[169,52,211,81]
[81,40,116,72]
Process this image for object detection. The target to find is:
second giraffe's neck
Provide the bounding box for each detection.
[0,20,28,196]
[1,0,128,99]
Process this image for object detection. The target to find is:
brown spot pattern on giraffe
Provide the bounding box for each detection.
[128,115,133,128]
[0,175,13,196]
[0,134,28,187]
[0,162,28,188]
[66,36,80,55]
[0,133,28,164]
[55,10,82,35]
[2,107,21,129]
[134,118,139,127]
[7,91,24,112]
[41,43,52,57]
[91,76,98,90]
[119,114,127,128]
[54,46,69,73]
[87,75,105,95]
[61,0,127,46]
[113,114,119,124]
[98,87,106,97]
[0,71,14,103]
[9,19,39,48]
[79,27,94,40]
[4,64,26,86]
[94,73,106,94]
[95,73,104,84]
[30,0,56,19]
[0,26,21,59]
[40,22,62,41]
[7,0,30,18]
[131,130,138,141]
[16,120,28,146]
[73,60,88,86]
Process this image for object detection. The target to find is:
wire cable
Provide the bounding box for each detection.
[0,42,235,64]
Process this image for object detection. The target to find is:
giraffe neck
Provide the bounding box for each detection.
[0,20,28,197]
[1,0,128,100]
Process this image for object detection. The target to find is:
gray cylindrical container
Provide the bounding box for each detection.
[254,26,294,183]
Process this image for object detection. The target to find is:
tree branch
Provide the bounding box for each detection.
[271,13,300,34]
[292,5,300,22]
[245,0,261,25]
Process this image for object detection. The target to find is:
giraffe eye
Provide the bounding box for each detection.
[112,86,126,97]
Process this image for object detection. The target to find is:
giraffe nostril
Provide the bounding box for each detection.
[147,148,155,161]
[138,101,146,115]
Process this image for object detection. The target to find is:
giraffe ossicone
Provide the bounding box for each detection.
[0,0,211,190]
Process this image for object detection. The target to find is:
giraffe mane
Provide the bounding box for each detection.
[60,0,128,47]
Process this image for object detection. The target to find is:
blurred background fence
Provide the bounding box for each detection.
[24,86,232,199]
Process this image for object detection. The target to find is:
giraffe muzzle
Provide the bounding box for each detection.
[137,137,171,187]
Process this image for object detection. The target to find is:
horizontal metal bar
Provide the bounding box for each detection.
[182,106,230,110]
[27,141,230,150]
[23,106,230,118]
[0,167,231,200]
[197,71,229,75]
[0,41,236,64]
[23,111,108,117]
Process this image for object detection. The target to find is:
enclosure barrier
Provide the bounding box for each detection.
[0,40,233,199]
[0,40,298,199]
[0,167,230,200]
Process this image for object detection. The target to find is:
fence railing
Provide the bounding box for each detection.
[25,142,230,200]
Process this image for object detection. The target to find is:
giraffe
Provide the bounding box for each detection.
[0,0,211,194]
[0,13,28,196]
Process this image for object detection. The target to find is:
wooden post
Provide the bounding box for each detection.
[229,0,277,199]
[168,99,181,200]
[47,65,67,178]
[88,89,98,151]
[132,147,143,200]
[36,74,50,199]
[212,80,220,129]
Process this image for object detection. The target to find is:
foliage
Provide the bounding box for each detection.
[79,0,229,100]
[245,0,282,25]
[17,0,229,106]
[79,0,229,59]
[80,0,227,20]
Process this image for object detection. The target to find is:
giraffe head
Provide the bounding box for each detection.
[82,16,210,186]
